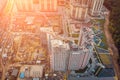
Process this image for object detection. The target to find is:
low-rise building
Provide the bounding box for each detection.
[30,65,44,78]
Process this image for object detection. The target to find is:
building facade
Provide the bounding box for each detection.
[68,49,91,70]
[49,38,70,71]
[39,0,58,11]
[70,0,89,21]
[68,41,92,70]
[15,0,58,12]
[89,0,104,16]
[51,47,69,71]
[70,5,88,21]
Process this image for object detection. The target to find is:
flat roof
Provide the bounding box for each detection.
[30,65,44,78]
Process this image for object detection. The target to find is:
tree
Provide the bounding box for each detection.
[104,0,120,56]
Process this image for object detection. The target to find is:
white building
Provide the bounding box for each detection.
[39,0,58,11]
[48,22,94,71]
[49,39,70,71]
[67,26,94,70]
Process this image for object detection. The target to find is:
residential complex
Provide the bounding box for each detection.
[0,0,118,80]
[89,0,105,16]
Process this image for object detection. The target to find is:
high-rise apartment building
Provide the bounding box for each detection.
[15,0,33,11]
[49,35,93,71]
[69,50,92,70]
[68,36,93,70]
[39,0,58,11]
[70,5,88,21]
[89,0,104,16]
[51,47,69,71]
[70,0,90,20]
[49,38,70,71]
[70,0,104,20]
[15,0,58,12]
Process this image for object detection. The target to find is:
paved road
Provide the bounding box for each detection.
[104,13,120,80]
